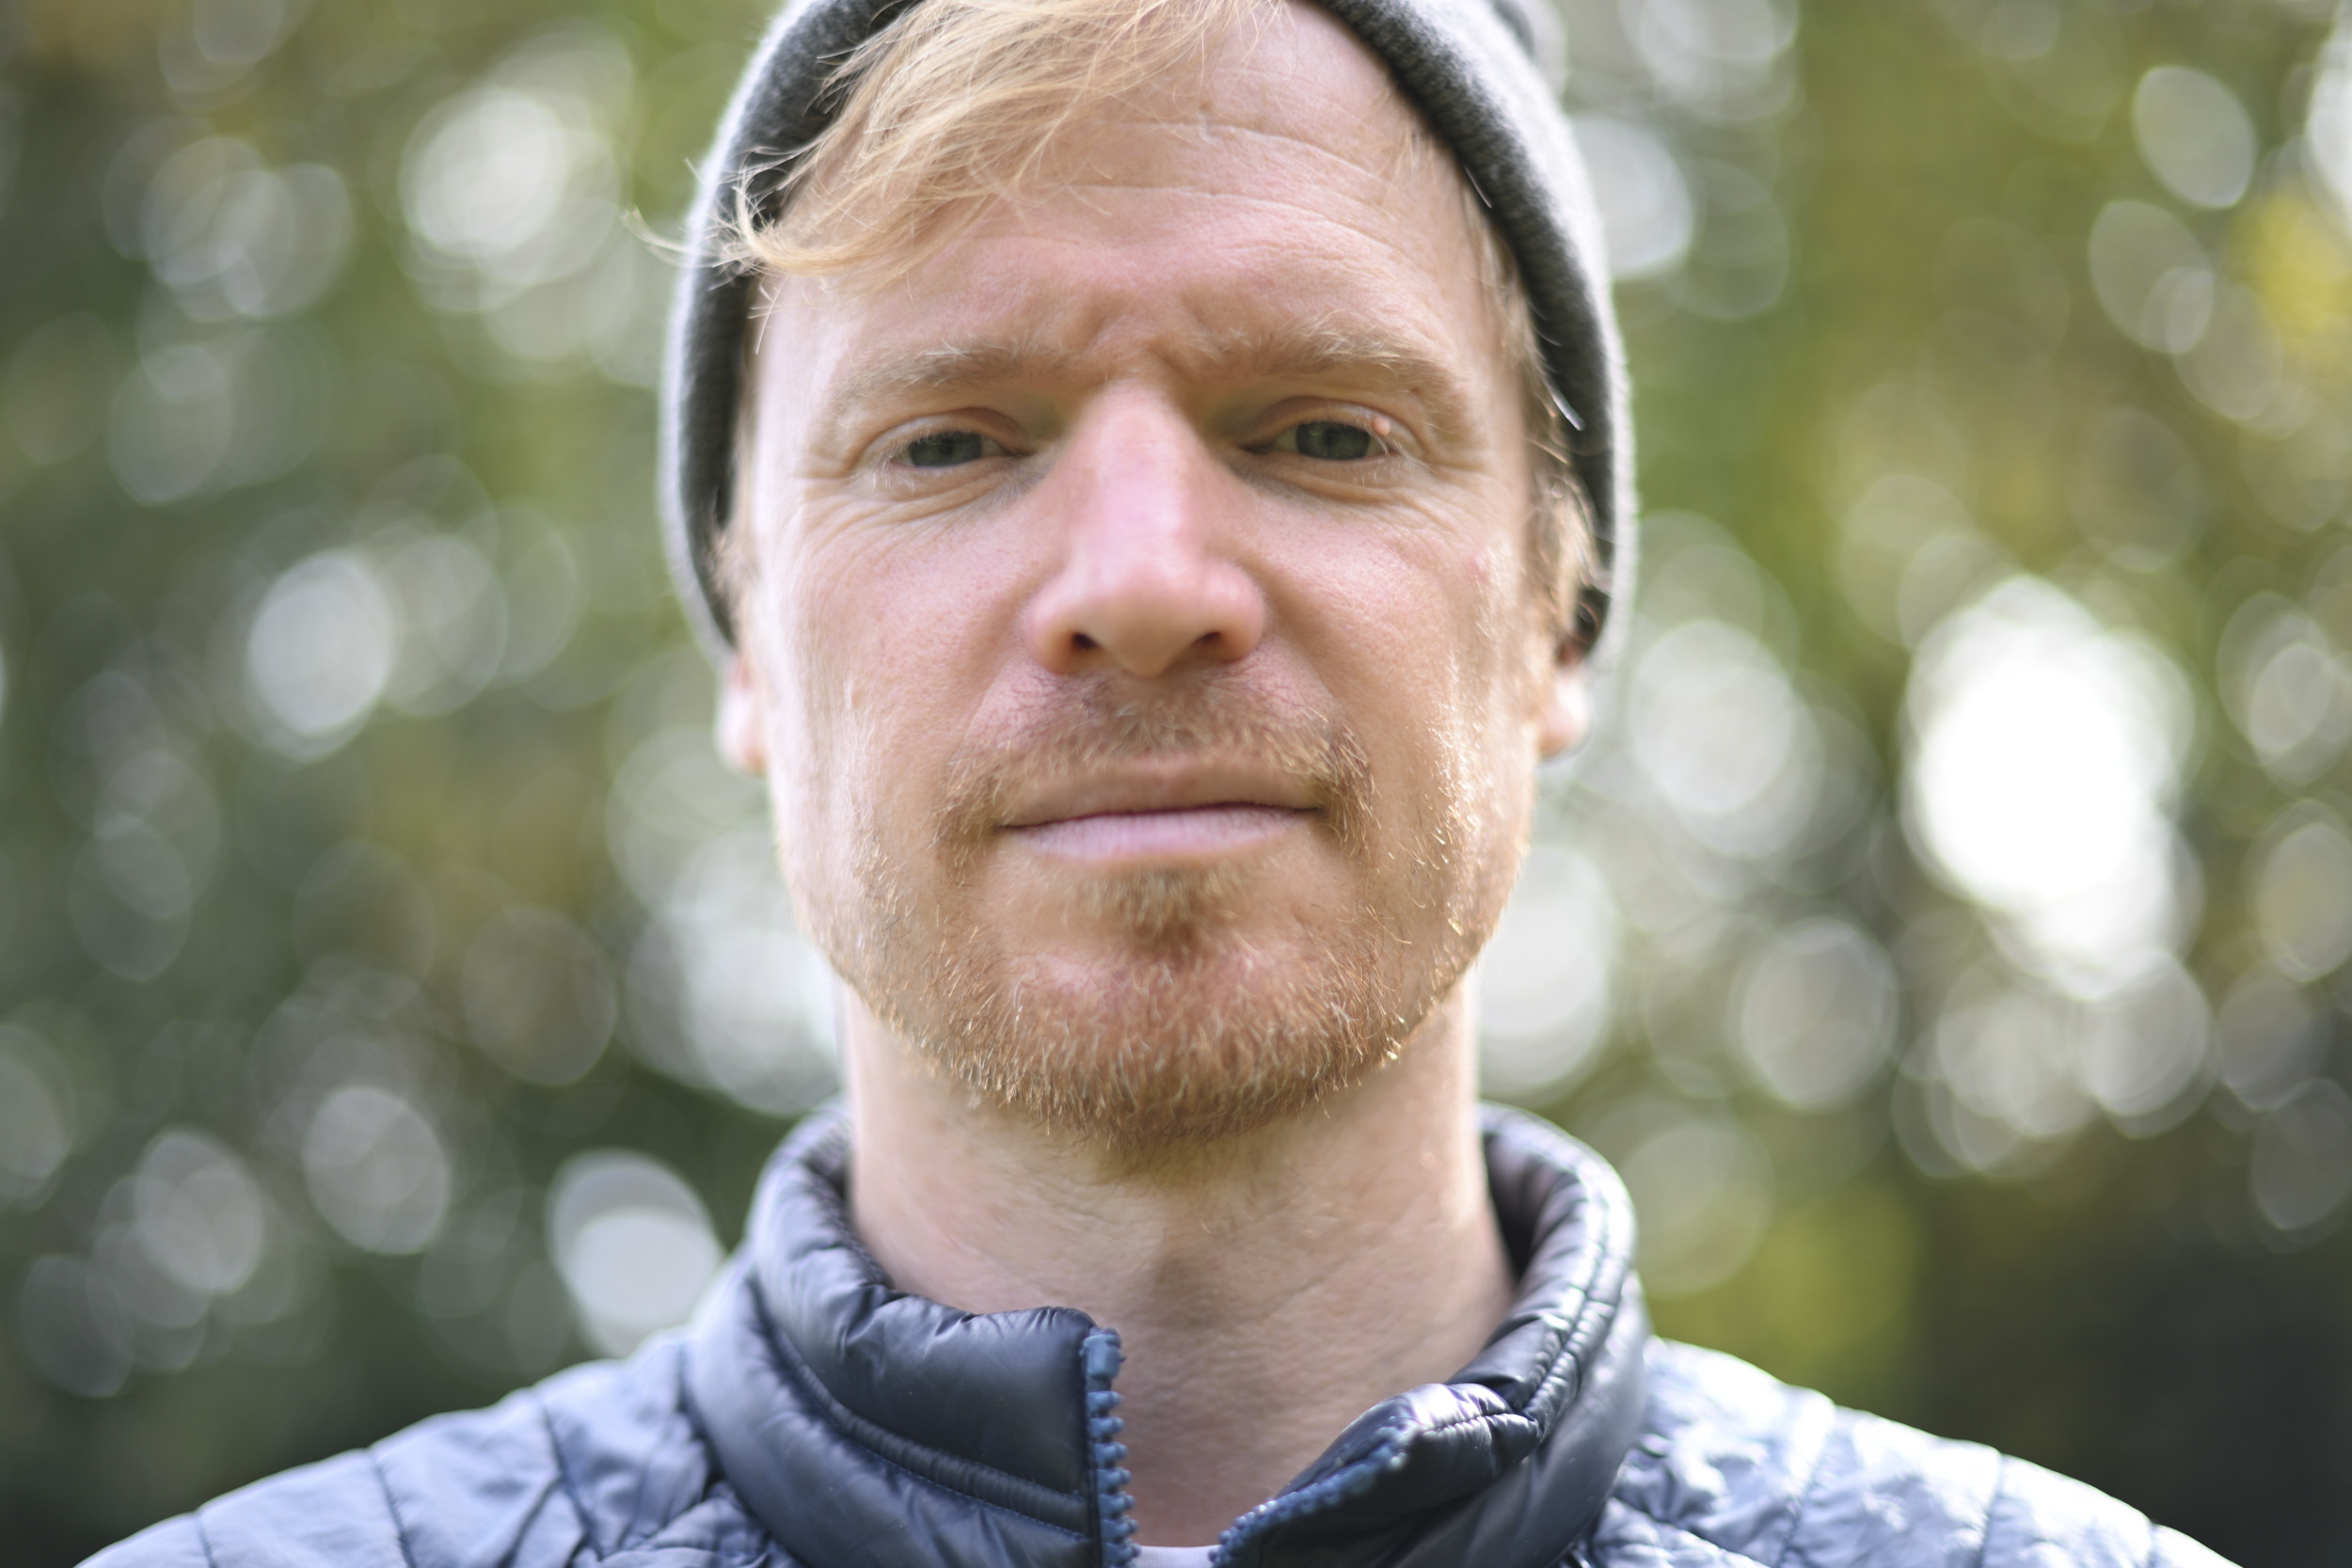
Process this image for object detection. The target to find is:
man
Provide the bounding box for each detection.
[92,1,2225,1565]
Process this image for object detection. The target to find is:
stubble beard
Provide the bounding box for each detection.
[800,682,1515,1149]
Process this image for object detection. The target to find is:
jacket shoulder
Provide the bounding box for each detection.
[1595,1339,2233,1568]
[82,1449,412,1568]
[83,1338,784,1568]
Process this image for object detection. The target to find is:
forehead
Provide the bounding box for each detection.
[750,3,1508,414]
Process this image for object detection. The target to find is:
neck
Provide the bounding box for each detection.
[839,990,1514,1548]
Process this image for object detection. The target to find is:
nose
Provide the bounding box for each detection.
[1023,395,1267,679]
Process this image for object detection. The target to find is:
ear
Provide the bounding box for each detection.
[717,644,769,777]
[1534,638,1591,760]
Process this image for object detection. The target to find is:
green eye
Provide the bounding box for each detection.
[902,431,993,467]
[1286,420,1376,461]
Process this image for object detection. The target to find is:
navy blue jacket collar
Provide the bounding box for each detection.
[685,1103,1648,1568]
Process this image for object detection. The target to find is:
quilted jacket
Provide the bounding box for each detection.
[89,1106,2230,1568]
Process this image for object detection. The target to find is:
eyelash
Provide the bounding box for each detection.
[881,411,1401,472]
[1263,418,1391,461]
[898,430,1007,468]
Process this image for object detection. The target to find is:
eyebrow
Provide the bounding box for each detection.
[815,319,1481,451]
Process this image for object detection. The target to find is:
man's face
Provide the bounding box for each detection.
[723,1,1587,1143]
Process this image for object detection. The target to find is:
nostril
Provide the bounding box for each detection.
[1073,632,1099,652]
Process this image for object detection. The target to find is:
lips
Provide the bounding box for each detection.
[999,765,1317,861]
[1008,803,1307,860]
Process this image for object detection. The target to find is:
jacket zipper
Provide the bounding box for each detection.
[1084,1328,1139,1566]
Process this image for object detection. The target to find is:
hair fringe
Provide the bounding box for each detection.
[717,0,1262,280]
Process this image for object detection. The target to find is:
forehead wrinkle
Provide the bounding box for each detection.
[814,304,1482,453]
[1040,112,1444,220]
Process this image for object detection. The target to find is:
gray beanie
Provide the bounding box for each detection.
[660,0,1633,672]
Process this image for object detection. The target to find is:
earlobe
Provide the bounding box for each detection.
[717,646,770,777]
[1534,642,1592,759]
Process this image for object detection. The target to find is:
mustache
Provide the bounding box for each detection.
[932,681,1375,851]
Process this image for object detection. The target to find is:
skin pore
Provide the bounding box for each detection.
[718,1,1590,1544]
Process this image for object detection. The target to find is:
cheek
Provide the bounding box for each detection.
[767,520,1018,832]
[770,557,887,822]
[1259,519,1530,825]
[1304,527,1525,707]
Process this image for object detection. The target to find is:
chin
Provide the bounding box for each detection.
[923,952,1393,1148]
[850,888,1466,1149]
[1063,860,1253,949]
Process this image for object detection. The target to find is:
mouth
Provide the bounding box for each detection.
[999,768,1317,863]
[1007,803,1308,861]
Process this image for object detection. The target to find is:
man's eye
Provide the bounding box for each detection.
[900,431,998,467]
[1274,420,1378,461]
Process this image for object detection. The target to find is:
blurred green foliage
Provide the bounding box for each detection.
[2,0,2350,1564]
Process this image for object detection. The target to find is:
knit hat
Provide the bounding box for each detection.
[659,0,1633,673]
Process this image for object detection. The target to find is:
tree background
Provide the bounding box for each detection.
[3,0,2349,1562]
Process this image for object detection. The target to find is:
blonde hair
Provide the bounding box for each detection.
[723,0,1592,632]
